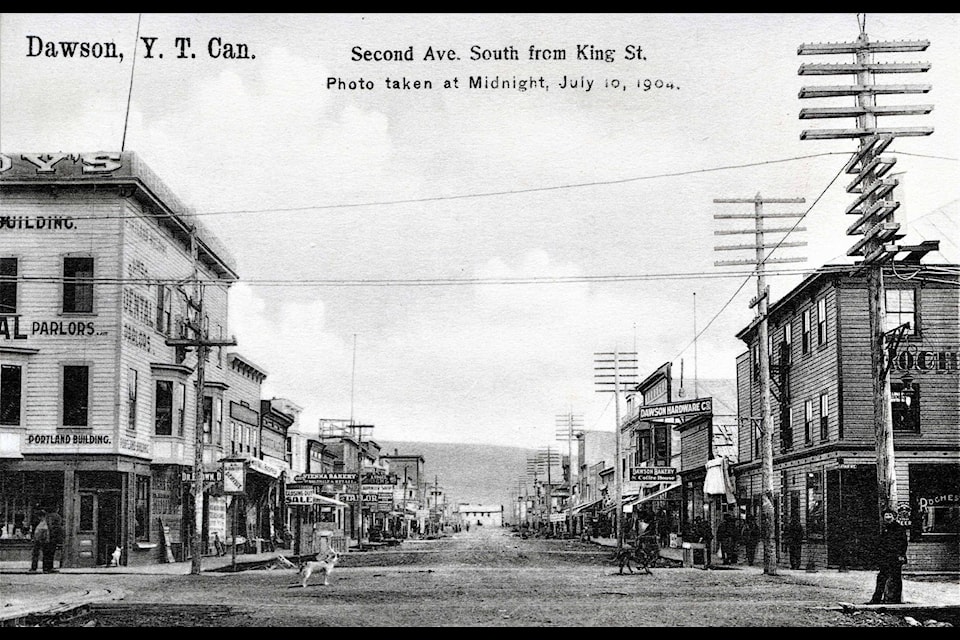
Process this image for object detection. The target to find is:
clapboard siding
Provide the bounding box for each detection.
[736,352,752,462]
[1,193,122,451]
[1,187,234,463]
[840,279,960,445]
[680,422,710,472]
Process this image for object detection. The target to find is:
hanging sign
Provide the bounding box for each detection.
[222,460,246,494]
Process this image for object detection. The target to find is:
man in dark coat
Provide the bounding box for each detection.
[42,507,63,573]
[742,516,760,566]
[716,513,740,564]
[868,508,908,604]
[694,516,713,568]
[784,516,804,570]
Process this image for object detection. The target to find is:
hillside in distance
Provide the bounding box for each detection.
[377,440,535,512]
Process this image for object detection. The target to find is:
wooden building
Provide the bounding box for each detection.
[0,152,238,566]
[733,264,959,571]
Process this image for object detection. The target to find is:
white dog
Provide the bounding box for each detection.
[109,546,121,567]
[298,551,339,587]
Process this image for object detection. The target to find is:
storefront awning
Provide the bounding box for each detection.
[315,495,347,508]
[624,483,681,507]
[571,498,603,515]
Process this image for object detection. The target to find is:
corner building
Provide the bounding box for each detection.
[0,152,237,567]
[733,264,959,571]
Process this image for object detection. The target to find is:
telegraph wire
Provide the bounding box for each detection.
[121,14,142,152]
[0,152,854,223]
[669,156,850,365]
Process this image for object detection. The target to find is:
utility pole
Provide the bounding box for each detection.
[594,350,638,550]
[351,423,374,548]
[714,195,807,575]
[798,16,936,519]
[556,411,584,530]
[166,227,237,576]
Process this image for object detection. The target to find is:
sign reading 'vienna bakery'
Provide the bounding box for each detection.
[638,398,713,420]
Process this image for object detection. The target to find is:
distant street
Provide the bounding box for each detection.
[5,526,943,627]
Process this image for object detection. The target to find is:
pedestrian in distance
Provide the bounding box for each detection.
[742,515,760,566]
[42,507,63,573]
[28,508,47,572]
[716,513,740,564]
[785,516,804,570]
[868,508,908,605]
[694,516,713,569]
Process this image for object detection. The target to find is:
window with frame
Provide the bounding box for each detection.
[155,285,172,336]
[62,256,93,313]
[801,309,811,354]
[155,380,173,436]
[62,365,89,427]
[817,298,827,346]
[639,430,651,462]
[177,382,186,436]
[135,476,150,541]
[803,399,813,444]
[782,321,792,365]
[127,369,138,431]
[780,403,793,452]
[891,382,920,432]
[805,470,825,540]
[1,364,23,426]
[654,426,669,466]
[202,396,213,444]
[0,257,17,314]
[910,464,959,538]
[216,398,223,445]
[885,288,917,335]
[819,392,829,441]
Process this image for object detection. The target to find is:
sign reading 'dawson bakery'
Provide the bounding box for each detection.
[638,398,713,420]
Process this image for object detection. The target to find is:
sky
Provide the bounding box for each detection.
[2,13,958,449]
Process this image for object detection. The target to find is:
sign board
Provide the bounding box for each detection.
[629,466,678,483]
[638,398,712,420]
[295,472,355,483]
[549,513,565,523]
[222,460,246,494]
[339,493,378,502]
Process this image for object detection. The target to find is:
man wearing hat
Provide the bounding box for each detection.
[867,507,908,604]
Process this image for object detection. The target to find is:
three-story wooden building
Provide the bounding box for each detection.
[734,263,959,571]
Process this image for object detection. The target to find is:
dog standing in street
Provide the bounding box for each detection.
[298,550,339,587]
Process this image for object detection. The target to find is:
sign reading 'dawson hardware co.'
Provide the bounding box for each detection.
[638,398,713,420]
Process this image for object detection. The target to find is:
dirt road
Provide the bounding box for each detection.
[13,526,936,626]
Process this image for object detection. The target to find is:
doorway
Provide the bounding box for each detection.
[75,490,122,567]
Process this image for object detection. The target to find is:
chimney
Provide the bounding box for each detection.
[395,448,398,455]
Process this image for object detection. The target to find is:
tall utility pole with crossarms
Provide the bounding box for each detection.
[798,16,937,518]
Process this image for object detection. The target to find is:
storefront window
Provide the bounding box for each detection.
[805,471,824,540]
[910,464,959,538]
[0,471,62,539]
[135,476,150,541]
[63,365,89,427]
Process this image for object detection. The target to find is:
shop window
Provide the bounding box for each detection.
[639,431,651,462]
[910,464,959,538]
[805,471,824,540]
[0,257,17,314]
[127,369,138,431]
[801,310,811,355]
[62,256,93,313]
[885,288,917,335]
[817,297,827,346]
[891,382,920,433]
[654,426,668,466]
[62,365,89,427]
[0,472,62,538]
[803,399,813,444]
[819,392,829,441]
[0,364,22,426]
[135,476,150,541]
[155,380,173,436]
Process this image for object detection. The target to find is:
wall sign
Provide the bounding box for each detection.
[639,398,713,420]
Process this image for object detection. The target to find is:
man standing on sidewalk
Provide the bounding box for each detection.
[868,508,908,605]
[42,508,63,573]
[28,509,47,572]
